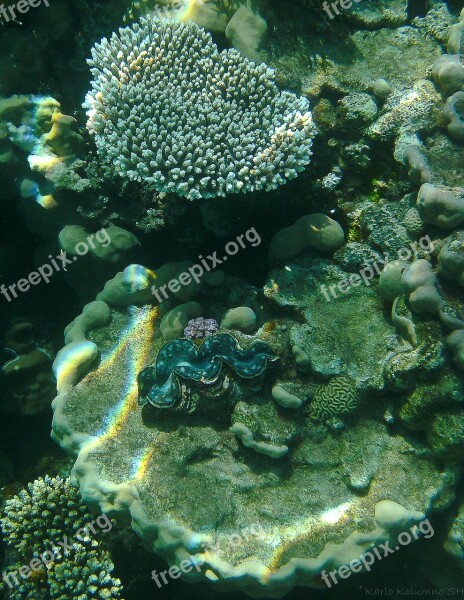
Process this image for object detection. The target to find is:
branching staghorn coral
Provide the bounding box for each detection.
[84,17,316,200]
[1,476,124,600]
[1,476,90,556]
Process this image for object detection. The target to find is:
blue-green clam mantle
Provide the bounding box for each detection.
[138,333,277,410]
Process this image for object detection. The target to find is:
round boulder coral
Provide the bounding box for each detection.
[444,91,464,142]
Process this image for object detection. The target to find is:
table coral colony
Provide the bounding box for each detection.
[84,16,316,199]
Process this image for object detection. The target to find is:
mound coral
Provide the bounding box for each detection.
[438,231,464,287]
[268,213,345,263]
[444,91,464,142]
[416,184,464,230]
[84,17,316,200]
[401,259,444,315]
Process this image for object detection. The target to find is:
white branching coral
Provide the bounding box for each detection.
[1,476,124,600]
[84,16,316,200]
[1,476,90,556]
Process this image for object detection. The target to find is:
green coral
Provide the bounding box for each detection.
[383,338,445,392]
[427,412,464,460]
[399,370,463,431]
[308,375,360,421]
[367,178,384,203]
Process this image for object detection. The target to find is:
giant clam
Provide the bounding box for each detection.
[138,333,277,413]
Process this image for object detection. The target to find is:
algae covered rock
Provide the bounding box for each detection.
[427,411,464,460]
[266,258,394,389]
[346,0,408,27]
[445,502,464,559]
[303,26,441,100]
[399,369,464,432]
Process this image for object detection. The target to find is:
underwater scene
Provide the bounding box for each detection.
[0,0,464,598]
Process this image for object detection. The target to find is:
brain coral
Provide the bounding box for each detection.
[309,375,360,421]
[84,17,316,200]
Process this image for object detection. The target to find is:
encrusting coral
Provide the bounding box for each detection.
[84,16,316,200]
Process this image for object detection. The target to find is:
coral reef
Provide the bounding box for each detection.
[49,243,460,595]
[4,0,464,597]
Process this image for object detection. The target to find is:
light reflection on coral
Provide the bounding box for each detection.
[265,501,354,574]
[80,306,158,455]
